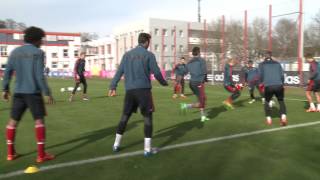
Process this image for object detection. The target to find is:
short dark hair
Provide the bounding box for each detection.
[192,47,200,56]
[138,33,151,44]
[248,60,253,64]
[264,50,272,57]
[304,53,314,59]
[180,57,185,60]
[24,26,45,44]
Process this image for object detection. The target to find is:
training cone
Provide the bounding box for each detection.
[24,165,39,174]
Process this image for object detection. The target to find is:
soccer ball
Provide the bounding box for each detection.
[60,88,65,92]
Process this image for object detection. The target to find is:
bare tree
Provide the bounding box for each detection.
[248,17,268,59]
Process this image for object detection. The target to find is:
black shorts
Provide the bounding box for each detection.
[11,93,46,121]
[265,85,284,102]
[123,89,154,116]
[189,81,206,108]
[306,80,320,92]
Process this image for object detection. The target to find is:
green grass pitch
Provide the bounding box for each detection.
[0,78,319,180]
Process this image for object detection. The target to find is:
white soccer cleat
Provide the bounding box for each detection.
[248,99,256,104]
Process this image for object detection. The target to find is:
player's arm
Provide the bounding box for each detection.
[309,62,318,80]
[109,55,125,96]
[279,64,285,84]
[35,52,54,104]
[201,59,208,82]
[258,63,264,84]
[2,53,15,101]
[149,53,168,86]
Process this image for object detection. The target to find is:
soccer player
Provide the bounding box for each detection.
[305,53,320,112]
[2,26,55,163]
[223,58,241,110]
[244,60,264,104]
[259,51,287,126]
[172,57,187,98]
[109,33,168,157]
[180,47,210,122]
[69,52,88,102]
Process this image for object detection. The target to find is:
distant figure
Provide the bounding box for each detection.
[180,47,210,122]
[244,60,264,104]
[69,52,88,102]
[172,57,187,99]
[305,53,320,112]
[44,67,50,77]
[109,33,168,157]
[222,58,242,110]
[259,51,287,126]
[2,26,55,163]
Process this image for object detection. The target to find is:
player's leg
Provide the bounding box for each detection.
[223,85,236,109]
[316,92,320,112]
[180,78,186,98]
[198,83,209,122]
[264,86,274,125]
[81,76,89,100]
[306,80,316,112]
[274,85,287,126]
[69,82,80,102]
[113,90,137,152]
[180,82,199,112]
[172,76,180,98]
[6,94,26,161]
[27,94,55,163]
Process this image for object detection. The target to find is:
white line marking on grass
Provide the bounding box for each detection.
[1,121,320,179]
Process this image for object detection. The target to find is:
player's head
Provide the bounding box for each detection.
[179,57,185,64]
[138,33,151,49]
[305,53,315,62]
[80,52,86,59]
[264,50,272,60]
[247,60,253,67]
[227,57,238,65]
[24,26,45,48]
[192,47,200,57]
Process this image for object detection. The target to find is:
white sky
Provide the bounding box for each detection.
[0,0,319,36]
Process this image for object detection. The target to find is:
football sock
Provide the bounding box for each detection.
[186,104,193,109]
[310,103,316,109]
[144,138,151,152]
[200,109,205,117]
[6,125,16,155]
[35,124,46,158]
[281,114,287,120]
[317,104,320,110]
[114,134,122,147]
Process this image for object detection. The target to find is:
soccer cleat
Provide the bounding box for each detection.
[82,97,89,101]
[306,108,317,112]
[180,103,187,114]
[180,94,187,99]
[112,146,120,152]
[68,95,74,102]
[280,118,288,126]
[222,101,234,110]
[248,99,256,104]
[36,153,55,163]
[7,154,19,161]
[266,118,272,126]
[144,148,159,157]
[201,116,210,122]
[172,94,178,99]
[262,98,265,104]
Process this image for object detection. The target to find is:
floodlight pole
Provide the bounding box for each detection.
[297,0,304,86]
[268,5,272,51]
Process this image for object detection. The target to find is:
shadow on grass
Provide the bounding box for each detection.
[21,120,142,157]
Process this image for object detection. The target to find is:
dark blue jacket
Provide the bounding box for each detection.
[186,57,207,82]
[2,44,51,96]
[173,64,187,77]
[259,59,284,87]
[109,45,168,91]
[309,61,320,81]
[75,59,86,76]
[245,67,260,84]
[224,63,234,86]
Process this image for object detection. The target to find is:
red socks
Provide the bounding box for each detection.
[6,125,16,156]
[35,124,46,158]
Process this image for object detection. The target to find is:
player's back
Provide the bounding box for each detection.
[6,44,44,94]
[187,57,206,82]
[260,60,284,87]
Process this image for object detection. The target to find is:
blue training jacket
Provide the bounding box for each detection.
[259,58,284,87]
[186,57,207,83]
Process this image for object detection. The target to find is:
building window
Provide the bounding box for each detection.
[171,45,176,51]
[163,45,168,52]
[171,29,176,36]
[101,46,105,55]
[63,49,68,58]
[51,62,58,68]
[107,44,112,54]
[0,46,8,56]
[52,53,58,58]
[154,28,160,36]
[179,45,184,52]
[179,30,184,38]
[154,44,160,52]
[74,50,79,57]
[163,29,168,36]
[46,35,57,41]
[63,63,69,68]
